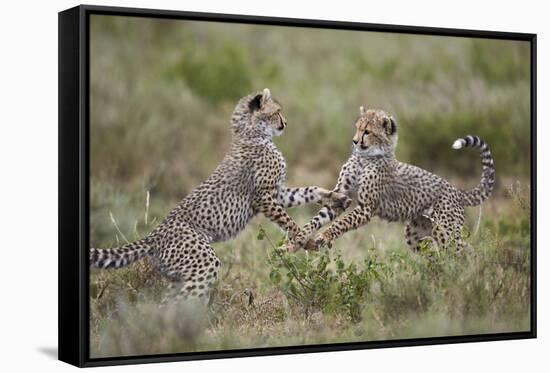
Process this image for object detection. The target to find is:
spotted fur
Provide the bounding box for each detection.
[293,107,495,252]
[90,89,350,304]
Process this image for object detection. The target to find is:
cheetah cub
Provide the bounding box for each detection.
[90,89,350,304]
[291,106,495,252]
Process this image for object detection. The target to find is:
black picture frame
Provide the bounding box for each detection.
[58,4,537,368]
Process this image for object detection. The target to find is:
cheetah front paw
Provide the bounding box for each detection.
[304,238,321,251]
[322,191,352,214]
[287,231,309,252]
[307,233,332,251]
[288,237,324,252]
[286,241,300,253]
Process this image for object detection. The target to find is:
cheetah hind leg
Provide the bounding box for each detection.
[404,215,434,252]
[430,200,467,252]
[158,231,221,308]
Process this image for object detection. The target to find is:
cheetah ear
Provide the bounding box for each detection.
[261,88,271,105]
[249,93,263,112]
[388,116,397,135]
[248,89,272,112]
[359,106,367,116]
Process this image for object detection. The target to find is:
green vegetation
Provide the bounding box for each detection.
[263,228,389,323]
[165,42,253,104]
[90,185,530,358]
[89,15,531,358]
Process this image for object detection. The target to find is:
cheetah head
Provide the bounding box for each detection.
[352,106,398,157]
[232,88,287,140]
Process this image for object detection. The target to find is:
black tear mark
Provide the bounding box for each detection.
[389,117,397,135]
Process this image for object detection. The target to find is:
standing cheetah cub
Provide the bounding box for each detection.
[291,106,495,252]
[90,89,350,304]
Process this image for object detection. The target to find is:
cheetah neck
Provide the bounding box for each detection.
[353,147,396,164]
[231,115,275,146]
[232,132,274,147]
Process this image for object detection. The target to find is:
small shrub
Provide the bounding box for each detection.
[260,227,389,322]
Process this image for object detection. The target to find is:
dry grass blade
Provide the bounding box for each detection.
[109,211,130,244]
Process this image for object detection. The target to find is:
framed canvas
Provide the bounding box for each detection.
[58,4,537,367]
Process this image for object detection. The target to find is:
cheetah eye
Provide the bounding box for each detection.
[363,129,370,136]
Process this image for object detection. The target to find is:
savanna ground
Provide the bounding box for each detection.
[88,15,532,357]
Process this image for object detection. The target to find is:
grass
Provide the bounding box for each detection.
[89,184,531,358]
[88,15,532,358]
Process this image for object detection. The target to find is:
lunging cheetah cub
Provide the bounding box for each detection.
[90,89,350,304]
[291,106,495,252]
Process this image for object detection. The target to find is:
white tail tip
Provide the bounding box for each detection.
[452,139,465,150]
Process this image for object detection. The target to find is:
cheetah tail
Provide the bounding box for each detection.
[452,135,496,207]
[90,237,153,269]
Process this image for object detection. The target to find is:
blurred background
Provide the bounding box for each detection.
[89,15,531,357]
[90,15,530,238]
